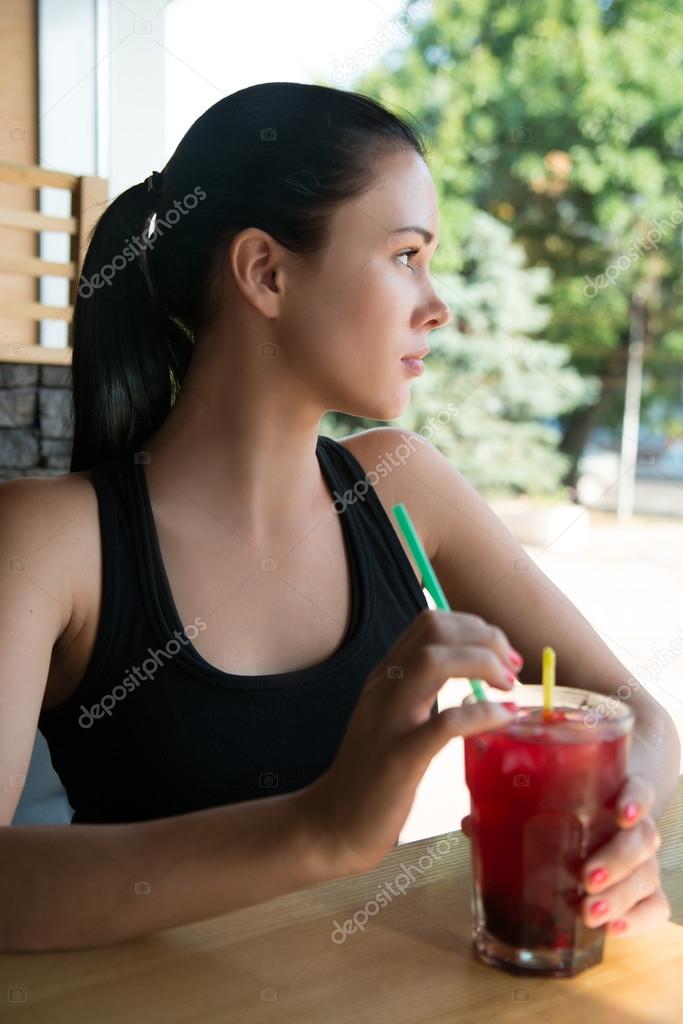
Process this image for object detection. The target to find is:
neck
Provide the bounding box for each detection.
[139,327,330,542]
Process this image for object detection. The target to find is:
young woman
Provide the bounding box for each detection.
[0,83,677,952]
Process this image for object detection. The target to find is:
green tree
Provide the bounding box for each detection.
[353,0,683,482]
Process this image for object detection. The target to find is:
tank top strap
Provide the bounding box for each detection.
[76,457,125,679]
[316,434,428,616]
[38,455,123,730]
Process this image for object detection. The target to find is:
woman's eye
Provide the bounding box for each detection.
[394,249,419,272]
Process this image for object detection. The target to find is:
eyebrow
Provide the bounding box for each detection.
[391,226,439,247]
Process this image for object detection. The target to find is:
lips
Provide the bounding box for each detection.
[401,347,430,360]
[401,356,426,376]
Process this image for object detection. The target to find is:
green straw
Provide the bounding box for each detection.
[392,502,487,702]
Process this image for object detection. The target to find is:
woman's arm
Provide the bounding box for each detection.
[374,429,681,821]
[2,790,331,952]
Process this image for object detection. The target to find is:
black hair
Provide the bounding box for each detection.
[68,81,427,473]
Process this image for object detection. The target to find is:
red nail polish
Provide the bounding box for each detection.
[623,802,639,822]
[610,919,628,933]
[505,670,516,684]
[509,650,523,668]
[588,867,609,887]
[502,701,518,713]
[590,899,609,917]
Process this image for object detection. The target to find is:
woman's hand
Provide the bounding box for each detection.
[579,774,671,938]
[295,608,521,878]
[461,773,672,938]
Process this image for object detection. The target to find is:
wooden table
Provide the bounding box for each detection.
[2,776,682,1023]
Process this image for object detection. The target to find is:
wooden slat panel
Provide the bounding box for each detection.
[0,342,72,365]
[0,254,75,278]
[0,161,78,190]
[0,149,108,363]
[0,299,72,321]
[0,208,78,234]
[0,5,39,353]
[69,174,109,310]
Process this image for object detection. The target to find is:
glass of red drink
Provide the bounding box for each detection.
[463,685,634,977]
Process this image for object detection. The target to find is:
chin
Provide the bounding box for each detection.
[331,377,412,421]
[353,396,410,421]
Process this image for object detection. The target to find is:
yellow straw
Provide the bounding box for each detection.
[542,646,556,720]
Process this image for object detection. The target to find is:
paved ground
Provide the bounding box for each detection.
[399,510,683,843]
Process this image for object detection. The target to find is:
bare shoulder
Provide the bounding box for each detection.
[0,470,96,541]
[348,431,536,607]
[342,427,515,559]
[335,426,444,560]
[337,427,528,617]
[0,470,99,639]
[0,469,98,531]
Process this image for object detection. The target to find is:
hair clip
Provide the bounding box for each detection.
[144,170,163,194]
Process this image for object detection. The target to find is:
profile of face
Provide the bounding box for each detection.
[281,148,452,421]
[219,148,452,422]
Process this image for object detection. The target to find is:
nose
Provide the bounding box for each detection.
[424,294,452,331]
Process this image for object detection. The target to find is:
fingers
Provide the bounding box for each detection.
[613,773,657,829]
[582,854,662,930]
[436,613,521,675]
[374,609,521,690]
[396,700,515,767]
[416,643,517,691]
[581,813,668,939]
[582,815,661,893]
[370,642,518,727]
[365,607,524,722]
[420,610,522,674]
[604,888,672,939]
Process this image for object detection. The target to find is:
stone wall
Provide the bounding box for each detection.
[0,363,73,480]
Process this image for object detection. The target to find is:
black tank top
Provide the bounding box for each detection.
[38,435,432,824]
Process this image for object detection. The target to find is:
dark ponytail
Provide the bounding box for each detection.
[69,82,426,473]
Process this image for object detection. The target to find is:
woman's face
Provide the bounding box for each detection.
[281,148,452,421]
